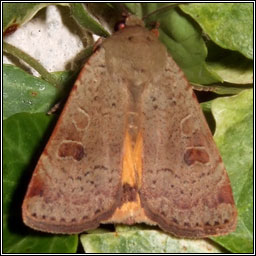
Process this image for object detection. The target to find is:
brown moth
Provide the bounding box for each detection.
[22,17,237,238]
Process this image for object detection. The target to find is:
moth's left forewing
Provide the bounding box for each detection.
[22,48,129,233]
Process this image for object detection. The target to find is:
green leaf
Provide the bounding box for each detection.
[83,3,124,35]
[206,53,253,84]
[3,3,50,35]
[140,3,221,84]
[210,89,253,253]
[180,3,253,59]
[3,112,78,253]
[115,224,153,232]
[3,218,78,254]
[70,3,109,37]
[3,64,60,120]
[81,229,225,253]
[86,227,113,235]
[123,3,143,18]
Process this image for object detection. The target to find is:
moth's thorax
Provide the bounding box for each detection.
[103,26,167,86]
[103,26,167,145]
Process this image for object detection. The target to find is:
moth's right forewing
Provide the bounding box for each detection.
[139,55,237,238]
[22,49,128,234]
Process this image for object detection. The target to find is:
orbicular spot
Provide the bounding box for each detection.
[180,115,194,135]
[72,108,90,130]
[58,142,85,161]
[184,148,209,165]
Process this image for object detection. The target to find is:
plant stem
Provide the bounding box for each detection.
[142,3,184,21]
[3,41,60,87]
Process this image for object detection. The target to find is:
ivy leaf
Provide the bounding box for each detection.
[211,89,253,253]
[69,3,109,37]
[3,64,75,120]
[180,3,253,59]
[3,3,69,36]
[3,3,51,35]
[207,53,253,84]
[81,229,225,253]
[3,64,59,119]
[123,3,143,18]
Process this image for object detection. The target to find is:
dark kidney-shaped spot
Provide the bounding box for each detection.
[184,148,209,166]
[58,142,85,161]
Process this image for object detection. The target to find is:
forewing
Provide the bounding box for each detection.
[22,49,128,233]
[139,55,237,238]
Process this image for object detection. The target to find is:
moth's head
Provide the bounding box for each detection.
[114,15,144,32]
[125,15,145,27]
[103,16,167,86]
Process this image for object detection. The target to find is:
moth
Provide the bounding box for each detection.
[22,16,237,238]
